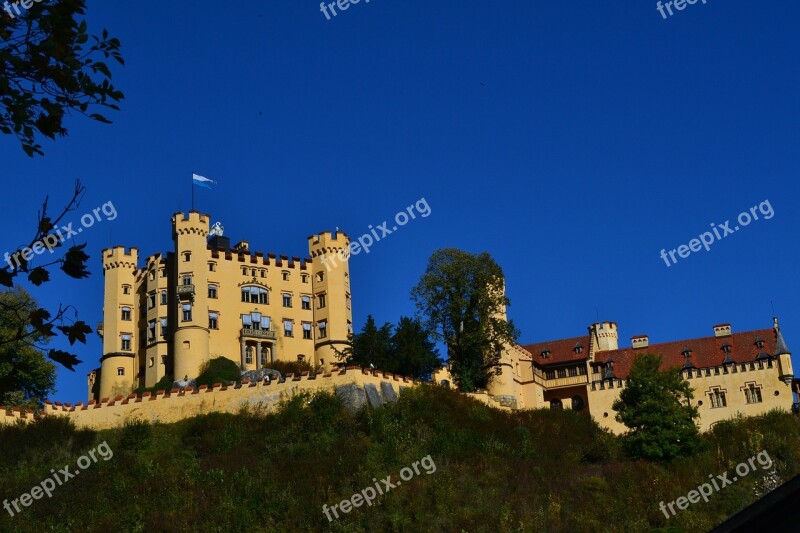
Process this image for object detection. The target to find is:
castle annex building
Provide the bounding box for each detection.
[89,212,353,401]
[469,319,795,432]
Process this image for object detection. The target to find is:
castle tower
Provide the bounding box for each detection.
[99,246,139,400]
[171,212,211,380]
[308,231,353,371]
[589,321,619,356]
[774,316,793,386]
[485,280,520,407]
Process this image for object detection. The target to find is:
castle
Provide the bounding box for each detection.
[435,318,796,432]
[2,209,792,433]
[89,212,353,402]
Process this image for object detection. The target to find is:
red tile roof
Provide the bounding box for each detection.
[596,328,777,379]
[520,336,590,367]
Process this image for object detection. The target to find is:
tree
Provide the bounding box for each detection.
[346,315,393,369]
[612,353,701,462]
[1,0,124,156]
[389,316,442,379]
[411,248,518,392]
[0,288,56,409]
[0,181,94,371]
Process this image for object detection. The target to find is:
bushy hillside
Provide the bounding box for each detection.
[1,385,798,532]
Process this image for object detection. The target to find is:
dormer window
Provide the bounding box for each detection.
[721,342,732,354]
[681,346,692,358]
[541,348,550,359]
[573,342,583,354]
[754,337,765,349]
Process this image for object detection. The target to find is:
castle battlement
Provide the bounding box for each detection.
[2,368,416,430]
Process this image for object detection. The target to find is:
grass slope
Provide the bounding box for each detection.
[1,385,798,532]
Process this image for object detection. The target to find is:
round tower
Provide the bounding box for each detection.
[171,212,211,380]
[99,246,139,400]
[591,321,619,352]
[308,231,353,372]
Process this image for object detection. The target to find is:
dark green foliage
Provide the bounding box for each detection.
[613,353,702,461]
[1,387,799,531]
[134,374,174,396]
[119,420,152,451]
[0,288,56,409]
[338,315,442,379]
[411,248,519,391]
[0,0,124,156]
[194,357,241,388]
[265,359,316,376]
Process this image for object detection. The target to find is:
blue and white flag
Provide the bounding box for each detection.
[192,173,216,189]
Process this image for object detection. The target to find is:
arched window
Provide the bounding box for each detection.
[260,346,269,366]
[245,346,254,365]
[550,398,563,410]
[571,396,585,411]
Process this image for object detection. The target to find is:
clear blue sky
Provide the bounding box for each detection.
[2,1,799,403]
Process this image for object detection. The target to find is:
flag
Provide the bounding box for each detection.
[192,173,216,189]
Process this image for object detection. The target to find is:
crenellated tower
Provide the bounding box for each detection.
[308,231,353,371]
[171,212,211,380]
[99,246,139,400]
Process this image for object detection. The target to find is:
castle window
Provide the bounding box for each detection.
[208,284,218,299]
[545,370,555,380]
[241,314,252,327]
[160,318,167,337]
[297,354,305,363]
[301,296,311,310]
[557,368,567,379]
[550,399,563,410]
[251,269,257,277]
[148,292,156,309]
[117,367,125,376]
[122,285,131,295]
[571,396,585,411]
[148,320,156,340]
[282,271,290,281]
[284,320,293,337]
[260,269,266,278]
[209,262,216,272]
[301,274,309,284]
[161,290,168,305]
[317,293,327,309]
[149,358,154,368]
[121,334,131,351]
[121,307,131,321]
[568,367,578,377]
[346,293,351,310]
[250,312,262,329]
[302,322,312,339]
[242,267,248,276]
[260,346,269,366]
[160,268,166,278]
[578,366,587,376]
[245,347,253,365]
[182,274,192,286]
[755,337,765,349]
[347,320,352,335]
[743,383,763,404]
[149,270,156,280]
[316,272,324,282]
[318,320,327,339]
[182,303,192,322]
[208,312,219,330]
[183,252,191,262]
[573,342,583,354]
[709,388,727,408]
[282,293,292,308]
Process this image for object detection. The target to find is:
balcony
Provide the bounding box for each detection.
[241,327,277,340]
[177,284,195,301]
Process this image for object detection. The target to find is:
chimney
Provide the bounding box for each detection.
[631,335,649,349]
[713,324,732,338]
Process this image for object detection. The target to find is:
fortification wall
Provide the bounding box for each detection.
[0,368,416,430]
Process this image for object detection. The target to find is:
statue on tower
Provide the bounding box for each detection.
[209,221,224,238]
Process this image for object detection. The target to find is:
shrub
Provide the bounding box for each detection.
[195,357,241,388]
[120,419,153,451]
[265,359,316,376]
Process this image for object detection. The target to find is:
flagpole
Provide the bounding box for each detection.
[191,173,195,211]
